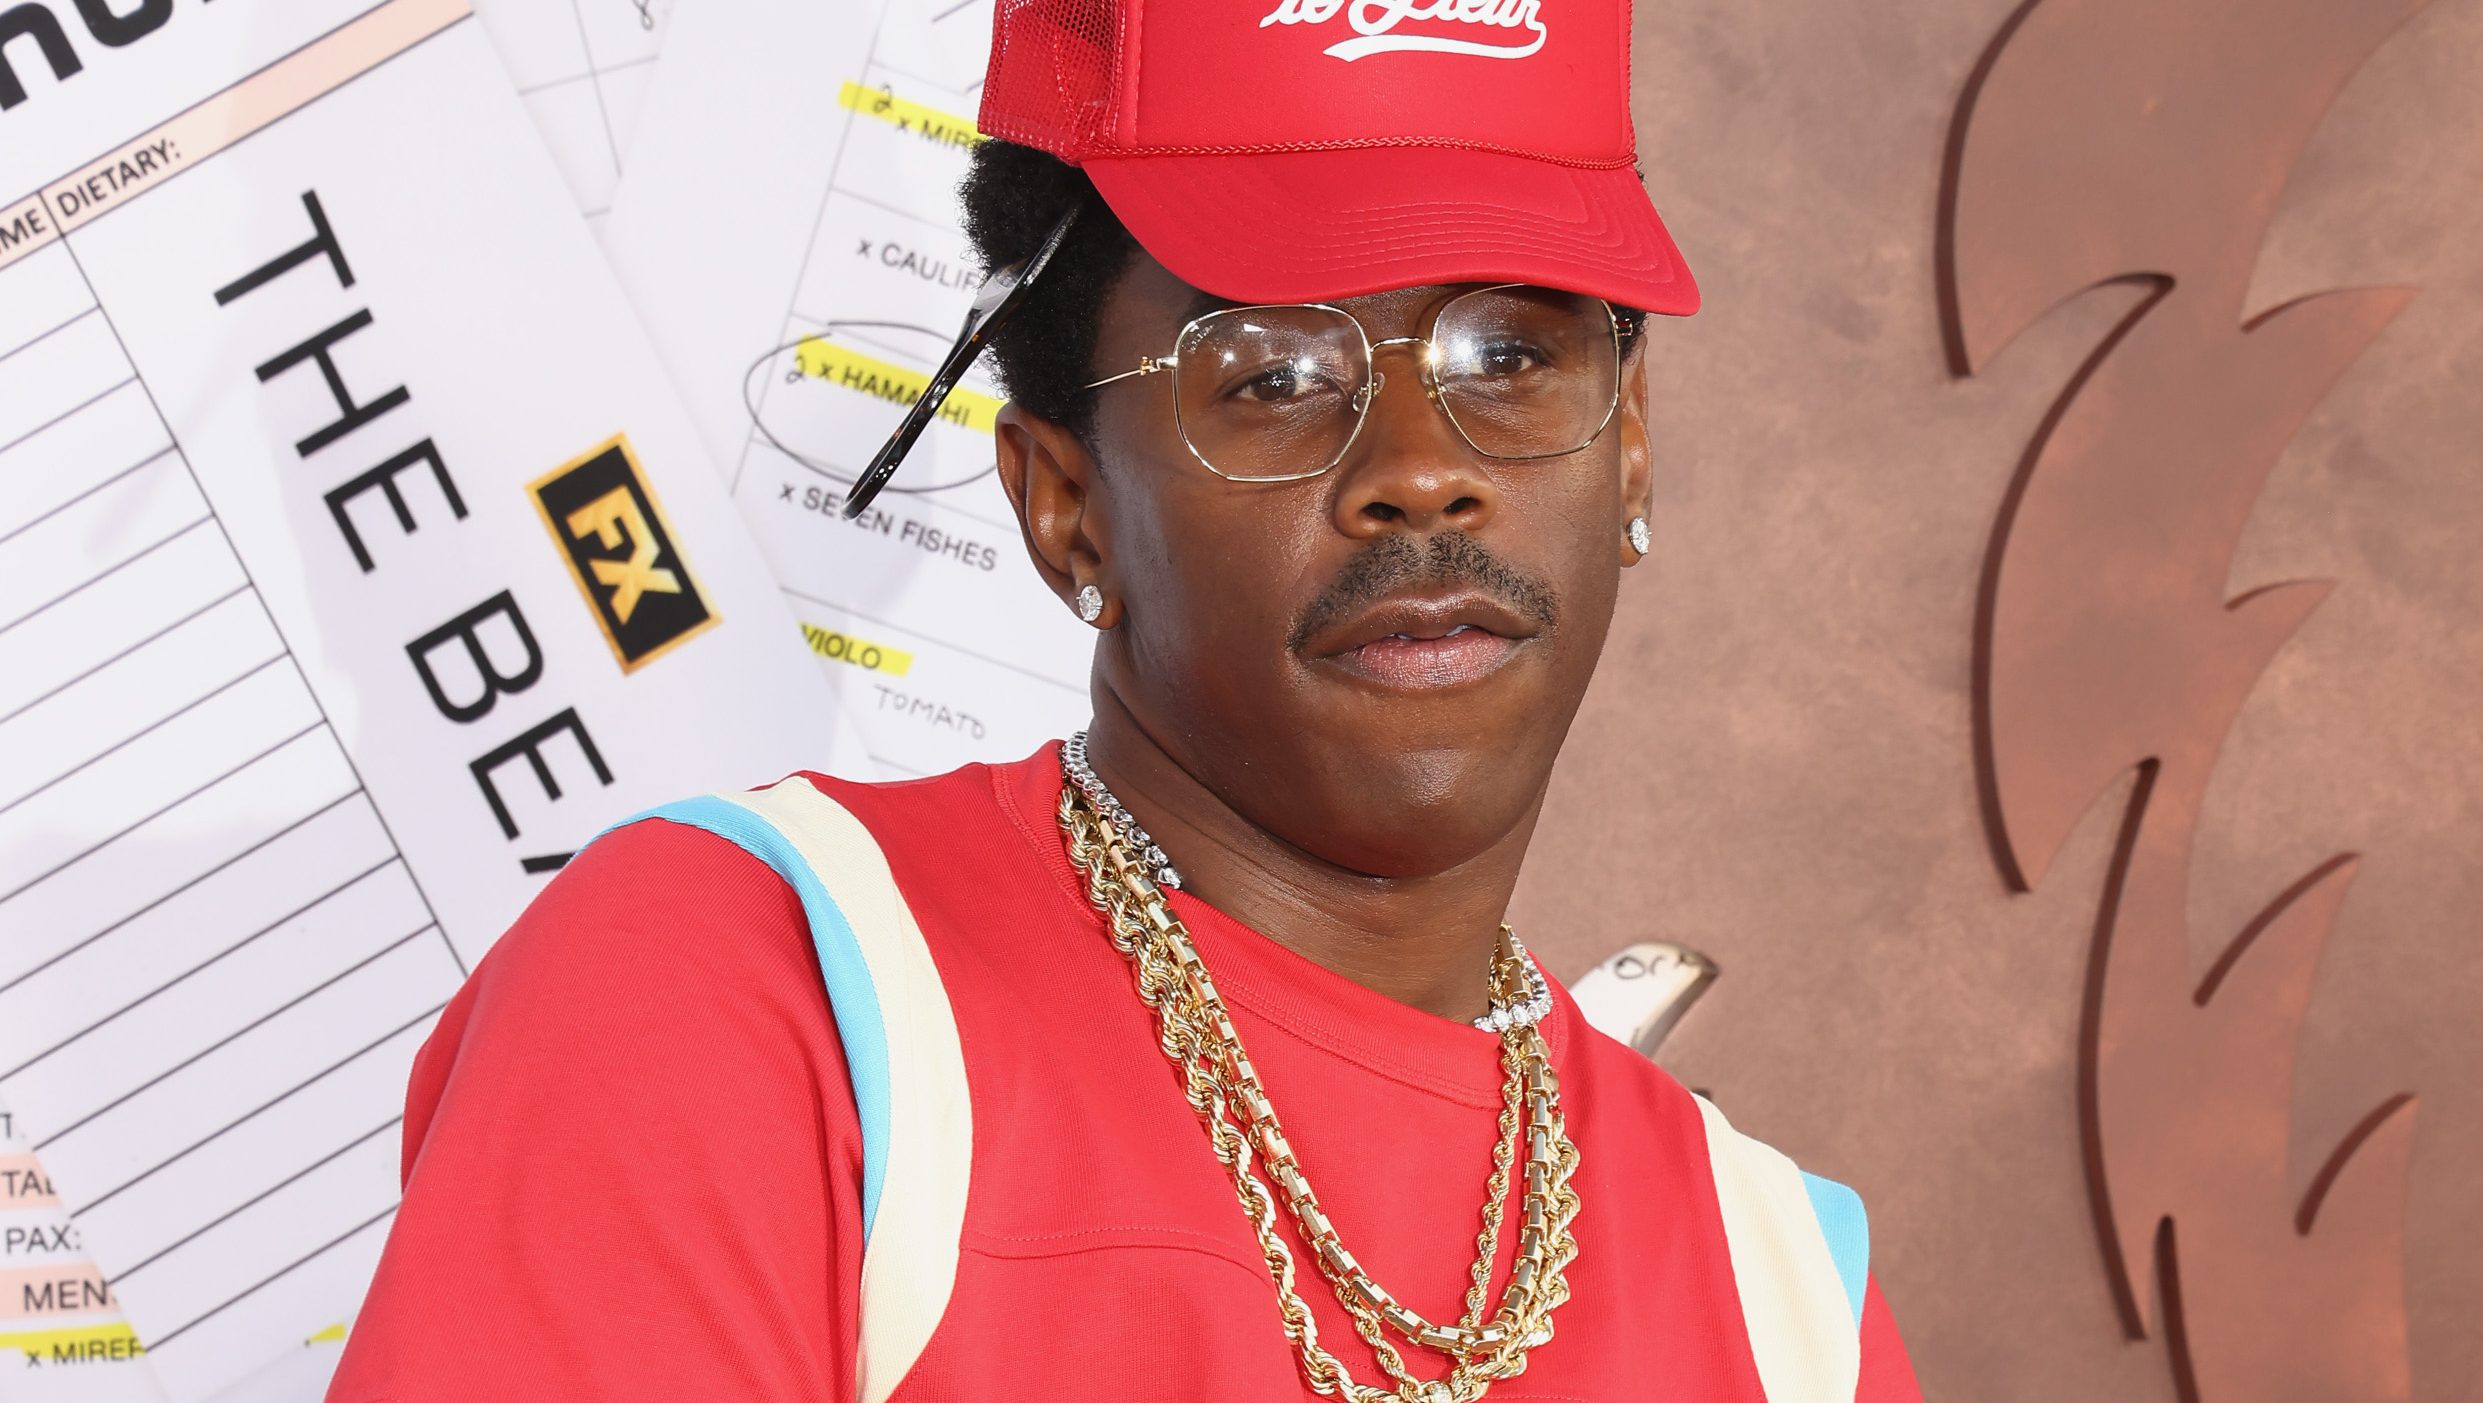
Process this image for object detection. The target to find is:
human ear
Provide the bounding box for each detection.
[995,403,1120,626]
[1615,347,1654,568]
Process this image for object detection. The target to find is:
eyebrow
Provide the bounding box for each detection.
[1179,290,1242,324]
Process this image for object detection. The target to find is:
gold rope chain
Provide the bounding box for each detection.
[1057,782,1582,1403]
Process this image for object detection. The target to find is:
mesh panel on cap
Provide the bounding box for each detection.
[980,0,1123,160]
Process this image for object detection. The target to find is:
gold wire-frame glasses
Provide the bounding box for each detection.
[1082,283,1627,484]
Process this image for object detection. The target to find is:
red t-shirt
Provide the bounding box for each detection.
[327,746,1921,1401]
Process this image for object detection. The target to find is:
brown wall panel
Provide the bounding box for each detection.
[1513,2,2483,1397]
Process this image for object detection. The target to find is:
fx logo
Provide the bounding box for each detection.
[531,436,715,671]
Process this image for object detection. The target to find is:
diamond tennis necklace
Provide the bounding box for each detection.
[1058,731,1554,1031]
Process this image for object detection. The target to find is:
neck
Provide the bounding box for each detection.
[1076,693,1540,1025]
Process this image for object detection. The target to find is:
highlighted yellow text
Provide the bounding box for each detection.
[837,81,980,149]
[800,622,915,678]
[794,337,1002,436]
[0,1322,142,1361]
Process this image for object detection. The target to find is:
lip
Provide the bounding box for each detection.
[1305,592,1540,691]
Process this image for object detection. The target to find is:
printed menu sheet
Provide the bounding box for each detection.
[607,0,1098,777]
[469,0,681,232]
[0,2,860,1396]
[0,1092,151,1400]
[0,1096,338,1402]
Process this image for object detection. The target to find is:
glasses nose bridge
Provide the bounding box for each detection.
[1356,333,1445,424]
[1344,326,1480,481]
[1365,333,1439,388]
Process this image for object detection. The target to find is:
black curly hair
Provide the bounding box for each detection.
[958,139,1136,437]
[958,138,1647,438]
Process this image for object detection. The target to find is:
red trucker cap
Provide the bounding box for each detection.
[977,0,1699,316]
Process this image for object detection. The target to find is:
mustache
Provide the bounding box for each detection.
[1288,533,1561,651]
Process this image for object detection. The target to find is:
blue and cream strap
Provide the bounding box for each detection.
[619,778,969,1403]
[1692,1092,1872,1402]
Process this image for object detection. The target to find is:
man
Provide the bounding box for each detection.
[330,2,1923,1399]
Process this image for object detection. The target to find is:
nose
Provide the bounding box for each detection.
[1327,343,1499,541]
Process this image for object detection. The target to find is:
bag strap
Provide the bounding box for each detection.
[630,777,970,1403]
[1691,1093,1870,1402]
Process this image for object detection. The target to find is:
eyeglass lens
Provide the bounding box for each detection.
[1169,287,1619,482]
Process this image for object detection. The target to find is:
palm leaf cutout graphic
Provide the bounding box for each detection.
[1940,1,2430,1398]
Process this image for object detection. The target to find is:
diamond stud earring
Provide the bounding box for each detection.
[1626,516,1651,556]
[1075,583,1105,624]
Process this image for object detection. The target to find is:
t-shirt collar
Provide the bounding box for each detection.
[995,741,1573,1111]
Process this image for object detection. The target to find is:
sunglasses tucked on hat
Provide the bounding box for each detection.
[841,0,1695,518]
[983,0,1699,314]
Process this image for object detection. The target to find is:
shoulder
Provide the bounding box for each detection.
[594,766,980,1239]
[414,808,841,1151]
[440,756,1007,1097]
[1683,1090,1873,1333]
[561,751,1038,974]
[606,756,1048,975]
[1559,1011,1876,1401]
[1556,989,1872,1304]
[791,751,1048,861]
[1682,1087,1877,1401]
[347,803,872,1401]
[1557,1013,1871,1306]
[469,809,816,1012]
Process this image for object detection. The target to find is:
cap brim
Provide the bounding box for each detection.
[1082,145,1698,316]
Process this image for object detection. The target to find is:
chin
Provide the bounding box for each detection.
[1285,739,1542,879]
